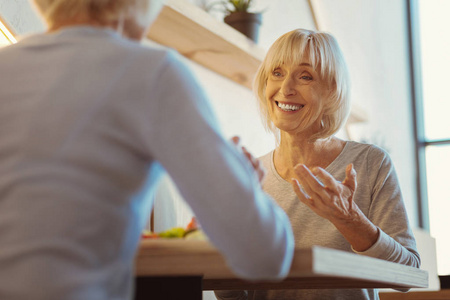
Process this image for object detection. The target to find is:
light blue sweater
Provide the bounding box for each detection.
[0,27,294,300]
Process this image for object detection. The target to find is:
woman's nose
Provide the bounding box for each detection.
[280,77,296,96]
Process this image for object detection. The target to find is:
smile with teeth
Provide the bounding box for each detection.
[276,101,304,112]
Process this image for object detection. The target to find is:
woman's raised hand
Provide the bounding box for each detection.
[230,136,266,184]
[291,163,379,252]
[291,163,358,223]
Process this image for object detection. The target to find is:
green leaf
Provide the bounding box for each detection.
[222,0,254,12]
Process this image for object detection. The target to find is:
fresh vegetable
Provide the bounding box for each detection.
[141,230,159,239]
[141,217,203,239]
[186,217,198,231]
[158,227,186,238]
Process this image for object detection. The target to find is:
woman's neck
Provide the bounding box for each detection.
[48,15,120,33]
[48,16,145,41]
[273,133,345,181]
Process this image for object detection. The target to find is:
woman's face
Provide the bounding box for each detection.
[265,61,331,137]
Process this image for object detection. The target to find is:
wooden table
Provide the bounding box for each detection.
[134,239,428,300]
[380,290,450,300]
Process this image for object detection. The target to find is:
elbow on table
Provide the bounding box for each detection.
[229,237,295,281]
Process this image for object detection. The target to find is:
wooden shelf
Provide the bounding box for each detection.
[147,0,367,124]
[147,0,264,90]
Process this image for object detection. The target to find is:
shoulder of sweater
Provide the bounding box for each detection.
[258,150,273,161]
[258,150,274,168]
[346,140,389,158]
[122,40,178,62]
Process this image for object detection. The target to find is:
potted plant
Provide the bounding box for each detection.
[209,0,262,43]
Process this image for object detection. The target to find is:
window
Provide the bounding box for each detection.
[411,0,450,275]
[425,145,450,273]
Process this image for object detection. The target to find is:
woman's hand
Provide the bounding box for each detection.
[231,136,266,184]
[291,163,379,252]
[291,163,357,223]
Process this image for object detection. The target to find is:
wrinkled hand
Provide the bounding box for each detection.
[291,163,358,223]
[231,136,266,184]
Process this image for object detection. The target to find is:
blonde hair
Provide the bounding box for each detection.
[32,0,149,27]
[254,28,351,142]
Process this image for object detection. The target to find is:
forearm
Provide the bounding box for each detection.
[331,206,379,252]
[150,53,295,281]
[332,204,420,267]
[332,210,420,269]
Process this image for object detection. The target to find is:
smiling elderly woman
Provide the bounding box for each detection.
[215,28,420,300]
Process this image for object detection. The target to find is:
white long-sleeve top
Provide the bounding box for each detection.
[0,26,294,300]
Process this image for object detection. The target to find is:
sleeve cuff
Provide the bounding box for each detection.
[351,227,393,259]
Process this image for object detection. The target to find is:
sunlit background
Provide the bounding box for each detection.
[0,0,449,282]
[0,18,16,46]
[419,0,450,275]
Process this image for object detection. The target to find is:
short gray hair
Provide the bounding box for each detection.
[33,0,150,26]
[254,28,351,142]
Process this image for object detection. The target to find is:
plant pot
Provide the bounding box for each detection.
[224,12,262,43]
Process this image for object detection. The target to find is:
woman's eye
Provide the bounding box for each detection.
[272,71,282,77]
[300,75,313,81]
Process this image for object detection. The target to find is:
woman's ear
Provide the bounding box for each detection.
[120,0,165,41]
[121,17,146,40]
